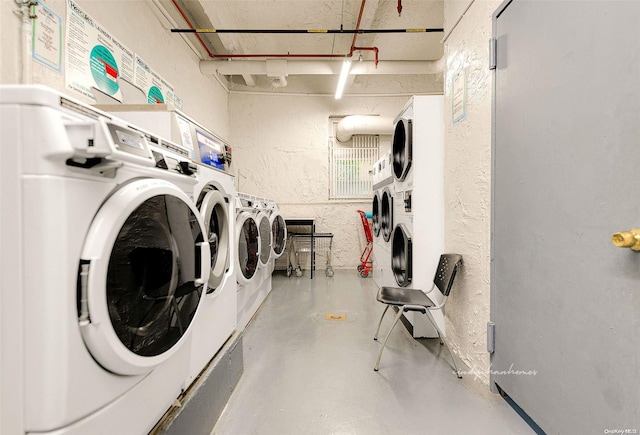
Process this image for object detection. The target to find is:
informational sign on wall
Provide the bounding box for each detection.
[65,0,134,102]
[452,68,467,124]
[133,54,175,105]
[33,0,62,73]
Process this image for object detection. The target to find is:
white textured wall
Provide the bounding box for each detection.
[443,0,500,383]
[0,0,229,137]
[229,92,440,270]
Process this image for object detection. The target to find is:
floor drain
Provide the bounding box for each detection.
[325,313,346,321]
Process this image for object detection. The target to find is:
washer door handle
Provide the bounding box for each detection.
[195,240,211,286]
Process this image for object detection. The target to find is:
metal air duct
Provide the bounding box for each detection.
[336,115,394,143]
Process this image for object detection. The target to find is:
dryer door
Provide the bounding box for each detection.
[199,188,230,293]
[236,211,261,285]
[391,223,412,287]
[270,212,287,258]
[79,178,210,375]
[381,188,394,242]
[392,118,412,181]
[372,192,381,238]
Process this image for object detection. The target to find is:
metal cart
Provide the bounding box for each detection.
[288,233,334,277]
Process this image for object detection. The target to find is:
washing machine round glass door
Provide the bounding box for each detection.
[372,192,381,238]
[198,188,230,293]
[381,188,393,242]
[392,118,412,181]
[236,211,260,285]
[391,223,412,287]
[256,211,272,267]
[270,213,287,258]
[79,178,210,375]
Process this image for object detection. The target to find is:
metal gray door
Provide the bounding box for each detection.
[491,1,640,433]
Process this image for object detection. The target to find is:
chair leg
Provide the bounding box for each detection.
[440,336,462,379]
[373,305,390,341]
[425,311,462,379]
[374,307,405,371]
[436,330,444,346]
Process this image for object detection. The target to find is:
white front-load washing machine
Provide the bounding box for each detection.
[235,193,282,331]
[0,85,210,434]
[185,155,237,387]
[254,198,287,302]
[390,95,445,338]
[94,103,237,388]
[371,150,395,289]
[235,194,263,331]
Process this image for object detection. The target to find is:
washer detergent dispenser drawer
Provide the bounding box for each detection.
[65,118,156,175]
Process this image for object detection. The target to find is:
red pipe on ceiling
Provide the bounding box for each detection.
[348,0,367,56]
[171,0,217,58]
[171,0,379,63]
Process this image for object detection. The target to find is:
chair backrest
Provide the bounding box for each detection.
[433,254,463,297]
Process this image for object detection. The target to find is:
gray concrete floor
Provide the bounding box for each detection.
[212,270,535,435]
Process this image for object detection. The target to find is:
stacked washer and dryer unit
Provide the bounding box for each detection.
[384,95,446,338]
[371,150,394,290]
[0,85,211,434]
[235,193,286,332]
[94,105,239,388]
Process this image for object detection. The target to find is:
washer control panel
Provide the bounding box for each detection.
[403,190,412,212]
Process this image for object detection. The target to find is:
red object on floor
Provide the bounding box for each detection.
[356,210,373,278]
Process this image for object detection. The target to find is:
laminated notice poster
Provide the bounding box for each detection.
[451,68,467,125]
[65,0,134,102]
[134,54,175,105]
[33,1,62,72]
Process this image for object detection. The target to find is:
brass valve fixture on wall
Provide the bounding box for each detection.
[611,228,640,251]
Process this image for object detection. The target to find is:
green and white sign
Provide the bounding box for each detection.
[65,0,133,102]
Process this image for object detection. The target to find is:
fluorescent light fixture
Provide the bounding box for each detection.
[334,60,352,99]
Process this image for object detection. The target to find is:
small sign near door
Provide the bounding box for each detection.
[452,68,467,124]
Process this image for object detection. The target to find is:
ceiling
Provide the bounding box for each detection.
[157,0,445,95]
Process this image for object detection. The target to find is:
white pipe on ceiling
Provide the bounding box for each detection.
[200,58,444,77]
[336,115,394,143]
